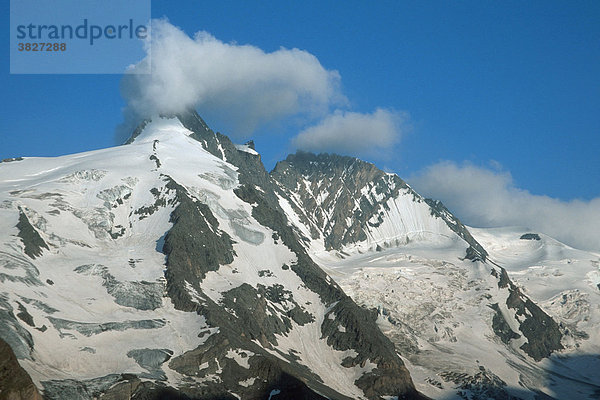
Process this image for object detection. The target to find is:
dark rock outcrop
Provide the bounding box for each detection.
[16,209,48,259]
[0,295,34,360]
[506,285,563,361]
[0,338,42,400]
[0,157,24,163]
[161,177,235,312]
[520,233,541,241]
[489,303,521,344]
[493,267,563,361]
[271,152,389,250]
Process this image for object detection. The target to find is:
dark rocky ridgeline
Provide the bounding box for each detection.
[0,157,24,163]
[321,297,419,399]
[168,328,336,399]
[422,199,488,261]
[0,338,42,400]
[154,110,427,399]
[270,151,487,261]
[490,268,563,361]
[123,119,150,145]
[176,110,275,194]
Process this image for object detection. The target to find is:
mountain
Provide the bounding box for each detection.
[0,112,425,400]
[270,151,487,261]
[268,150,600,399]
[0,110,598,399]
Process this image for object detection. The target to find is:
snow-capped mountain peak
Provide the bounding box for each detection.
[129,117,195,144]
[0,113,425,399]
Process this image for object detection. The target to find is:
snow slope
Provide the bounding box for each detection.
[312,228,600,399]
[1,119,217,385]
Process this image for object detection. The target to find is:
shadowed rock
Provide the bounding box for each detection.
[520,233,541,241]
[16,209,48,259]
[0,338,42,400]
[493,267,564,361]
[48,317,166,338]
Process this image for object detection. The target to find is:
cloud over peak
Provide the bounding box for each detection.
[119,20,409,159]
[292,108,408,158]
[121,19,345,135]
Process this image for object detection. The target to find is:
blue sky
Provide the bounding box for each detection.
[2,1,599,248]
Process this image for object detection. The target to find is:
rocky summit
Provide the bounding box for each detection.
[0,110,598,399]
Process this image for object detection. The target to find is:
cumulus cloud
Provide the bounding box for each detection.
[408,161,600,251]
[119,19,344,138]
[291,108,408,158]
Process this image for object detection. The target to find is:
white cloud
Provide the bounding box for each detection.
[291,108,408,158]
[120,19,345,137]
[408,161,600,251]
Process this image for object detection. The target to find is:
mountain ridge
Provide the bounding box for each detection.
[0,110,596,399]
[270,149,488,262]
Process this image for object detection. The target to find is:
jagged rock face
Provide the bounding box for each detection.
[230,184,423,399]
[271,152,487,260]
[271,152,392,250]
